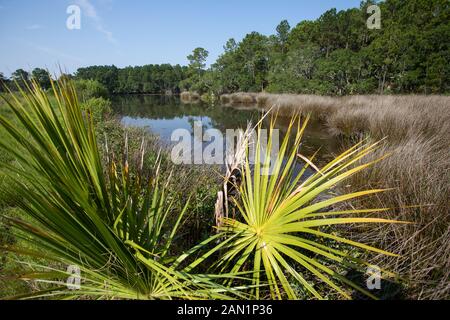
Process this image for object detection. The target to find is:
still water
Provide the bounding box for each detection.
[111,95,338,165]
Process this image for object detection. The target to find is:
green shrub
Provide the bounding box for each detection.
[200,92,217,105]
[74,79,108,100]
[80,97,112,123]
[0,79,247,300]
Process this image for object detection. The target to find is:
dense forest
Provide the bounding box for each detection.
[1,0,448,95]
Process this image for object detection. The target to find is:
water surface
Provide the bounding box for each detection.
[111,95,338,165]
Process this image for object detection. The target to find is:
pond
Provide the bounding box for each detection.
[111,95,339,167]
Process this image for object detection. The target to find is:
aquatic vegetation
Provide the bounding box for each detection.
[180,91,200,103]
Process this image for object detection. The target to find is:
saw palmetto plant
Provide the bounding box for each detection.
[0,79,247,299]
[194,115,406,300]
[0,78,405,300]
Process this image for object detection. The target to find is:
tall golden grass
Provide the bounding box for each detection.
[221,92,450,300]
[343,136,449,300]
[180,91,200,103]
[221,92,257,106]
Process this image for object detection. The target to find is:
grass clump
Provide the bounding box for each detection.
[180,91,200,103]
[80,97,112,123]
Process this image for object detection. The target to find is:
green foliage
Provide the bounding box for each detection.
[212,32,270,93]
[31,68,52,91]
[80,97,112,123]
[275,20,291,53]
[200,92,217,105]
[11,69,29,82]
[187,47,209,72]
[76,64,189,94]
[267,43,321,93]
[193,116,404,299]
[189,0,449,95]
[74,79,109,100]
[0,80,247,299]
[75,65,118,93]
[180,48,210,93]
[10,69,29,89]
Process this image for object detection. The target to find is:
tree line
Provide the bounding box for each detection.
[1,0,448,95]
[0,65,189,95]
[189,0,449,95]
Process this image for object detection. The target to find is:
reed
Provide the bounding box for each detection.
[222,93,450,139]
[340,135,449,300]
[180,91,200,103]
[229,92,257,105]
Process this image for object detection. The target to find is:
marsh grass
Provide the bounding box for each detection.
[224,93,450,139]
[180,91,200,103]
[341,137,450,300]
[220,93,257,106]
[327,95,450,142]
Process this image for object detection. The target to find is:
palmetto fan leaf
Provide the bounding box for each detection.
[199,115,406,300]
[0,79,247,299]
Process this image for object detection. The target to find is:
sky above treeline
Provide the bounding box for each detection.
[0,0,362,76]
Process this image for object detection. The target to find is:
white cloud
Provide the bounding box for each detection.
[75,0,118,44]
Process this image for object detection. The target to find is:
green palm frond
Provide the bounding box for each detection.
[197,115,406,300]
[0,79,247,299]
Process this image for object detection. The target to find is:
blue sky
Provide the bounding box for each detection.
[0,0,362,76]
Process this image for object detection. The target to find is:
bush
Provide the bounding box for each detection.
[180,91,200,103]
[200,92,216,105]
[74,79,108,100]
[80,97,112,123]
[229,92,257,105]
